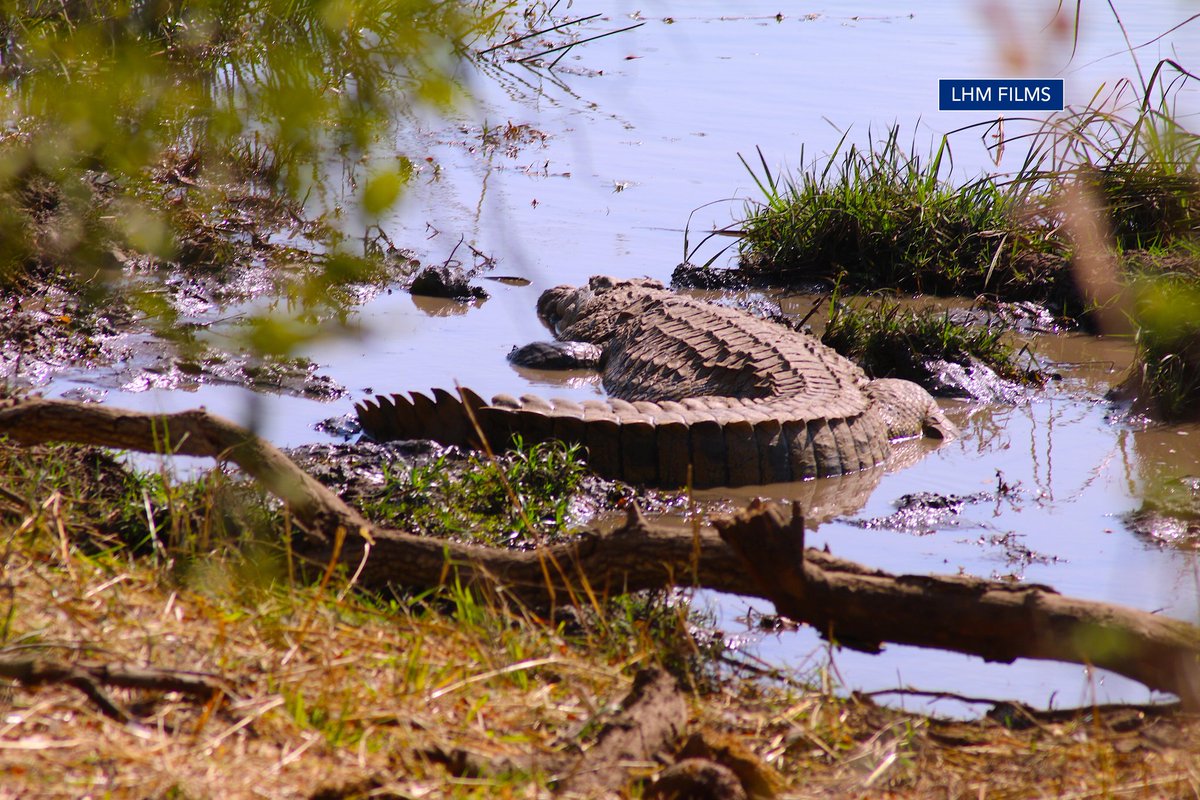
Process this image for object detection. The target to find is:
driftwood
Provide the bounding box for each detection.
[2,397,1200,708]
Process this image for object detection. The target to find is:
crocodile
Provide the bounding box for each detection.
[355,276,957,488]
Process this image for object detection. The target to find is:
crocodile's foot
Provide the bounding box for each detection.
[508,341,604,370]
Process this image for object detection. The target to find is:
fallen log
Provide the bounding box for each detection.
[0,396,370,543]
[2,396,1199,707]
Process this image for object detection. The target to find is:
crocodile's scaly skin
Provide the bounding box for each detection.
[356,277,957,487]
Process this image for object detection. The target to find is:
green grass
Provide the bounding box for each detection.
[820,293,1040,387]
[360,436,587,545]
[735,128,1067,302]
[1124,275,1200,419]
[729,63,1200,307]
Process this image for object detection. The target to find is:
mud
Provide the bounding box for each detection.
[0,166,423,401]
[0,279,348,400]
[409,264,490,300]
[0,274,131,391]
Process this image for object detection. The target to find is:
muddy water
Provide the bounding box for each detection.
[715,332,1200,714]
[47,2,1200,712]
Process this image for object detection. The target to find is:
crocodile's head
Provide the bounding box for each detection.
[536,276,664,336]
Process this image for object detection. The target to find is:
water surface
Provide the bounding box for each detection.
[49,1,1200,714]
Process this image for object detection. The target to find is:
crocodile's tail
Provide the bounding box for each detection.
[354,388,893,488]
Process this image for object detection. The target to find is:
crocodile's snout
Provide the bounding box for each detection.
[537,277,615,334]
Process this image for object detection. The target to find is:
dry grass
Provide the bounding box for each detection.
[2,442,1200,799]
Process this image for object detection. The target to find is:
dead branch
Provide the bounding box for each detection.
[713,504,1200,709]
[0,656,232,722]
[2,397,1200,707]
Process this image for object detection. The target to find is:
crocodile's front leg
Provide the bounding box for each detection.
[507,340,605,370]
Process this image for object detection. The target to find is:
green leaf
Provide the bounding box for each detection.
[362,168,405,216]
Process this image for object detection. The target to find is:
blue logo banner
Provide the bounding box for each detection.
[939,79,1064,112]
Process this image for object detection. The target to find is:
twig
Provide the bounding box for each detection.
[860,686,1012,707]
[477,13,601,56]
[0,485,30,510]
[0,657,234,723]
[548,44,574,69]
[516,22,646,64]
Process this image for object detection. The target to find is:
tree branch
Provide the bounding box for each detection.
[3,396,1199,707]
[0,656,233,722]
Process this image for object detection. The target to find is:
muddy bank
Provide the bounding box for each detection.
[0,166,428,401]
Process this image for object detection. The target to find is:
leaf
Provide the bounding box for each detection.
[362,168,406,216]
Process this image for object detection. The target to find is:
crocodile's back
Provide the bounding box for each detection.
[569,286,868,417]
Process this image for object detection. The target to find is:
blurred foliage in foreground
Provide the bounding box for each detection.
[0,0,516,353]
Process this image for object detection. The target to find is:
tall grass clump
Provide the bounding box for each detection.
[736,128,1066,301]
[732,64,1200,306]
[1022,60,1200,417]
[1006,62,1200,264]
[821,293,1037,387]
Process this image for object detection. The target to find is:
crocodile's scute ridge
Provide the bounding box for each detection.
[356,277,957,487]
